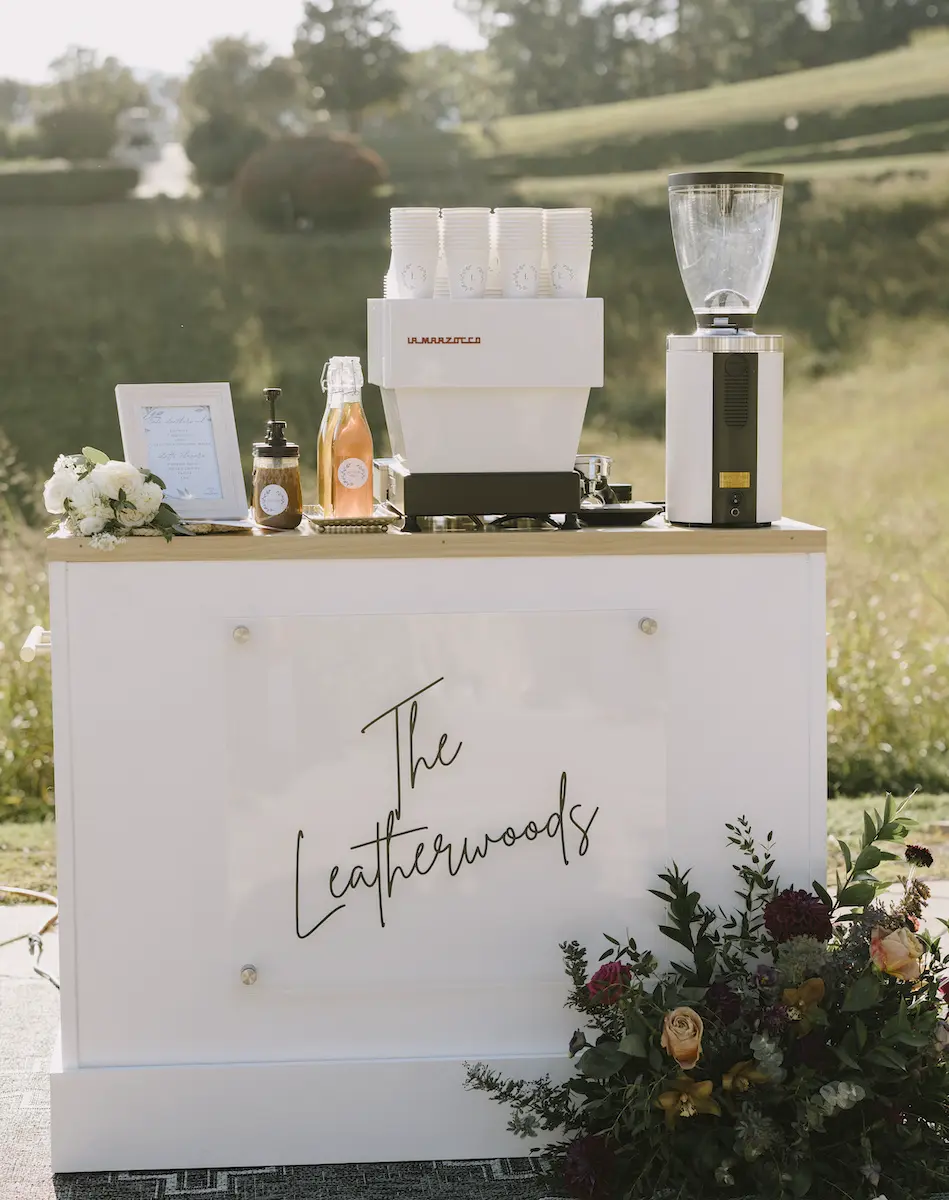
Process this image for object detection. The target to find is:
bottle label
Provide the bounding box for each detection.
[259,484,289,516]
[337,458,370,489]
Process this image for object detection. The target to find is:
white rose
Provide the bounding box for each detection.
[89,461,144,501]
[78,513,109,536]
[116,506,148,529]
[43,471,75,514]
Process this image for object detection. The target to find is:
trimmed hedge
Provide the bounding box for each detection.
[0,164,139,205]
[235,133,388,231]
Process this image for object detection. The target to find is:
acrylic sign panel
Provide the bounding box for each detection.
[226,610,667,991]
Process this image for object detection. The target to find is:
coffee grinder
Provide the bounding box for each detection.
[665,171,785,527]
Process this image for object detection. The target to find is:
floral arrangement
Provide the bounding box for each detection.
[43,447,182,548]
[465,797,949,1200]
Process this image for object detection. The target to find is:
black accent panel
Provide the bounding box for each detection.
[394,471,582,518]
[711,353,759,525]
[668,170,785,187]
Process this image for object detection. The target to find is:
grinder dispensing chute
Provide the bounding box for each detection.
[665,170,785,528]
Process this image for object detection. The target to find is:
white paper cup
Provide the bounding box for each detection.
[390,231,440,298]
[497,240,543,298]
[443,226,490,299]
[545,230,592,298]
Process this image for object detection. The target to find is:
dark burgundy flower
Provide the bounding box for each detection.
[764,888,833,945]
[587,962,631,1005]
[795,1031,834,1072]
[905,844,934,868]
[760,1004,791,1037]
[940,979,949,1002]
[705,981,741,1025]
[563,1134,616,1200]
[756,963,779,988]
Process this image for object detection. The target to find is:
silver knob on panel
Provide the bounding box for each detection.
[639,617,659,636]
[240,964,258,985]
[233,626,251,644]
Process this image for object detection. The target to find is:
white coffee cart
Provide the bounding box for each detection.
[44,519,826,1171]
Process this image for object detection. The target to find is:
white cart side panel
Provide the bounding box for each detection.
[226,611,666,997]
[48,562,80,1068]
[60,552,822,1069]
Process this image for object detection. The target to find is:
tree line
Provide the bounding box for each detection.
[1,0,947,159]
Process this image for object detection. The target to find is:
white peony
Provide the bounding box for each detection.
[89,460,145,501]
[126,479,163,519]
[68,476,104,514]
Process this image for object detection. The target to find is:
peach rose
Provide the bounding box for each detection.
[870,926,924,982]
[661,1006,704,1071]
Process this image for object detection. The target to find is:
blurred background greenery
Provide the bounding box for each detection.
[1,0,949,827]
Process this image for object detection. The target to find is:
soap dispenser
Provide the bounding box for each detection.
[252,387,303,530]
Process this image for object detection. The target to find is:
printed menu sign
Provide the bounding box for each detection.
[143,405,223,501]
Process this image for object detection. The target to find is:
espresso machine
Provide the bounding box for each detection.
[665,171,785,527]
[367,298,604,529]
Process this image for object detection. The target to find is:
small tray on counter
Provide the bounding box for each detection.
[303,506,403,534]
[577,501,665,528]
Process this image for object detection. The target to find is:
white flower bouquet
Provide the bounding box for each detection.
[43,447,183,549]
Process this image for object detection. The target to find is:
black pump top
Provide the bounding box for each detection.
[254,387,299,458]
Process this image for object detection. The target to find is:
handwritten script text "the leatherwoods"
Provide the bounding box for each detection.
[407,336,481,345]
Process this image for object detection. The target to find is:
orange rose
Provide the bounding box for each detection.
[870,926,924,982]
[661,1006,704,1071]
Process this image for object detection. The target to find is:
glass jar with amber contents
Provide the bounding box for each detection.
[252,387,303,530]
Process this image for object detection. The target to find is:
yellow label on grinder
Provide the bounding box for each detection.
[719,472,751,489]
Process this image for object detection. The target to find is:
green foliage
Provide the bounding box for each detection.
[0,441,53,823]
[180,37,310,135]
[234,134,388,231]
[44,46,147,121]
[296,0,409,133]
[0,163,138,205]
[466,800,949,1200]
[185,113,269,189]
[36,105,116,161]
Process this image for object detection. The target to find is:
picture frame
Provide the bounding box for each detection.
[115,382,248,521]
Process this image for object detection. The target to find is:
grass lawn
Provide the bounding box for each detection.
[0,821,57,901]
[2,797,948,903]
[464,35,949,158]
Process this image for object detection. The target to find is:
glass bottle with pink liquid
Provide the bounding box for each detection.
[326,356,374,519]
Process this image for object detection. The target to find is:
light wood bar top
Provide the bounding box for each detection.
[47,517,825,563]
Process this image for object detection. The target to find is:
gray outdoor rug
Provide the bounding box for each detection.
[0,968,561,1200]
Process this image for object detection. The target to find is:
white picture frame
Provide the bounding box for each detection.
[115,382,248,521]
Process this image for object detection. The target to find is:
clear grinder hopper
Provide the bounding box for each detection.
[665,171,786,526]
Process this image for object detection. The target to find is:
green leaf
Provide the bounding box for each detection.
[866,1046,908,1071]
[577,1042,630,1080]
[842,974,882,1012]
[838,882,876,908]
[82,446,110,465]
[855,1017,868,1049]
[618,1033,647,1059]
[838,840,853,872]
[153,506,179,528]
[833,1044,860,1070]
[854,846,883,873]
[863,810,878,847]
[812,880,834,910]
[792,1165,813,1198]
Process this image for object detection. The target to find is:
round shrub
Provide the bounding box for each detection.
[184,113,269,190]
[37,106,116,162]
[235,133,388,231]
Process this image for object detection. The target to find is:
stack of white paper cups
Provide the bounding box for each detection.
[543,208,593,299]
[441,208,491,299]
[389,208,440,299]
[495,207,545,299]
